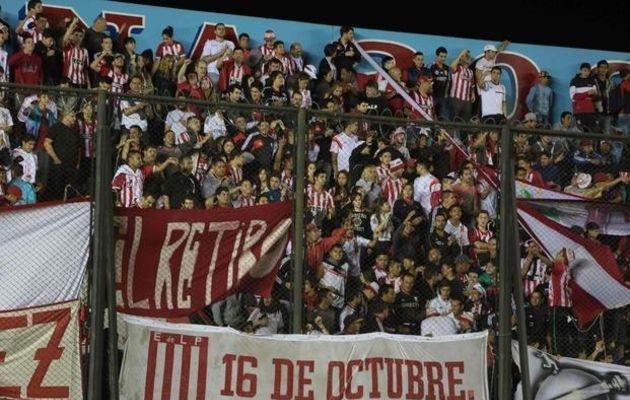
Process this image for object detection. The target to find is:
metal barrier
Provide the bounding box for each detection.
[0,82,628,400]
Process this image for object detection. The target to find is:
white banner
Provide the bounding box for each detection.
[0,202,90,310]
[513,342,630,399]
[121,316,489,400]
[0,301,83,400]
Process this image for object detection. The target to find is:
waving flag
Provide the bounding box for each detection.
[517,203,630,326]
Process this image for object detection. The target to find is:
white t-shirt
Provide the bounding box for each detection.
[478,81,506,117]
[201,39,235,75]
[475,57,494,82]
[330,132,361,173]
[445,220,470,248]
[413,173,440,216]
[165,109,194,137]
[120,99,148,131]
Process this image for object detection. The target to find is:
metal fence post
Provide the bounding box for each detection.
[498,126,515,399]
[88,88,110,400]
[292,108,307,334]
[510,127,532,400]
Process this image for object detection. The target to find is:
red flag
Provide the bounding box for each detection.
[114,202,292,318]
[517,202,630,326]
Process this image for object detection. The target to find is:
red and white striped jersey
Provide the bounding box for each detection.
[228,63,245,85]
[382,177,404,207]
[280,170,293,189]
[521,257,548,298]
[548,261,572,308]
[156,41,185,58]
[195,159,209,184]
[31,29,44,44]
[63,45,89,86]
[376,165,390,184]
[107,69,129,94]
[450,65,474,102]
[112,164,144,208]
[77,118,97,158]
[409,91,434,120]
[259,45,275,59]
[233,195,256,208]
[468,227,493,246]
[278,55,294,76]
[307,184,335,212]
[229,164,243,184]
[290,56,304,73]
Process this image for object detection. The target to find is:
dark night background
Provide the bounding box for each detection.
[124,0,629,52]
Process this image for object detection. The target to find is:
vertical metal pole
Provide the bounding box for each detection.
[292,108,307,333]
[88,89,109,400]
[512,210,532,400]
[498,126,515,399]
[103,97,119,398]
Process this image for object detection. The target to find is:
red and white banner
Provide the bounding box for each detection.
[513,342,630,400]
[0,202,91,310]
[525,201,630,236]
[0,301,83,400]
[120,316,489,400]
[515,179,585,200]
[517,203,630,325]
[114,202,292,318]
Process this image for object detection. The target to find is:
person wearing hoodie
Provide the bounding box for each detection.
[569,63,600,132]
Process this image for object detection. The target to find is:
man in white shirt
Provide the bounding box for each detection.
[478,66,507,124]
[201,23,235,84]
[330,120,361,176]
[475,41,509,84]
[413,161,441,217]
[165,99,195,143]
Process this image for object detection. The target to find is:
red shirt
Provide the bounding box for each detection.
[8,51,42,85]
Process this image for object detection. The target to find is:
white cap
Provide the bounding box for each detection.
[483,44,498,52]
[576,172,592,189]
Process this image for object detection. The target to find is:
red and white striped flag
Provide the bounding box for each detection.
[517,202,630,326]
[144,331,209,400]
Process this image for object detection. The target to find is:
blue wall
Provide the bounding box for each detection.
[2,0,628,122]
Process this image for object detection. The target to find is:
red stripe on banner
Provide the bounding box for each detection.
[196,339,208,400]
[570,283,606,327]
[144,332,159,400]
[517,202,625,282]
[161,343,175,400]
[179,344,191,400]
[0,315,28,329]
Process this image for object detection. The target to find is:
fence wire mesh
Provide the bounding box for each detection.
[0,81,628,400]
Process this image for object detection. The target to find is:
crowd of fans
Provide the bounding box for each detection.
[0,0,628,365]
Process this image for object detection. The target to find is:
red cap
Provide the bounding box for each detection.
[306,223,319,232]
[6,185,22,200]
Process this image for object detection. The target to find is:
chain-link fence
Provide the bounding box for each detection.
[1,81,628,400]
[511,125,629,368]
[0,85,96,399]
